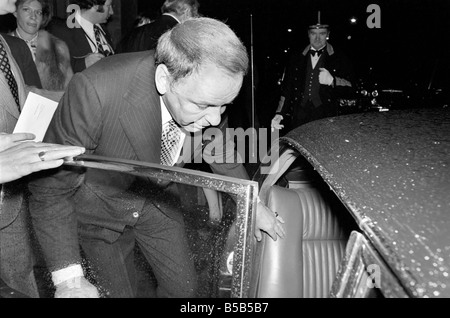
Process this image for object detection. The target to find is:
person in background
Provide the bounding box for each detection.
[29,17,285,298]
[116,0,199,54]
[47,0,114,73]
[271,14,355,132]
[132,10,155,28]
[0,0,85,298]
[10,0,73,90]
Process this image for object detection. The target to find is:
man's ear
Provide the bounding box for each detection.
[155,64,170,95]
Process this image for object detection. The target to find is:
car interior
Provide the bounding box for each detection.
[248,146,386,298]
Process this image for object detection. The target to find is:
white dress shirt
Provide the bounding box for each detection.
[310,45,326,69]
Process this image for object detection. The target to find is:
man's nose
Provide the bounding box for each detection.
[205,107,222,126]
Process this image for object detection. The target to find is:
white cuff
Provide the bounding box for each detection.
[51,264,84,286]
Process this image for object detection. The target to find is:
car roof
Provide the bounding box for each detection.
[281,107,450,297]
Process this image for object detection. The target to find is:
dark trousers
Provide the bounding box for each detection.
[79,199,197,298]
[0,203,39,298]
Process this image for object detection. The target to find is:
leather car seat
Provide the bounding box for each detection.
[255,181,351,298]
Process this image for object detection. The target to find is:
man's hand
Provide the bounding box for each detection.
[255,200,286,242]
[0,132,35,152]
[0,134,86,183]
[319,68,334,86]
[54,276,99,298]
[271,114,284,131]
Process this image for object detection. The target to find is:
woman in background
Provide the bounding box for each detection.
[10,0,73,90]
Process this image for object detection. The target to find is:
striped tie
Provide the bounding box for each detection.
[160,119,181,166]
[0,40,20,112]
[94,25,112,57]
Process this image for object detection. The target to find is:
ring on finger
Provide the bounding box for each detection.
[38,151,46,162]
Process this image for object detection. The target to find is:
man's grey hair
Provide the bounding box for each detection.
[155,17,249,83]
[161,0,199,19]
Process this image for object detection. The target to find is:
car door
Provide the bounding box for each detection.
[64,154,258,298]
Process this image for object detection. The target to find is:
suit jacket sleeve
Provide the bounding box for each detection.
[202,116,250,180]
[47,23,89,74]
[3,34,42,88]
[28,72,102,271]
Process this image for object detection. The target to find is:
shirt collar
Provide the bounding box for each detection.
[160,96,172,125]
[76,10,95,32]
[311,45,326,52]
[302,43,334,56]
[14,29,38,44]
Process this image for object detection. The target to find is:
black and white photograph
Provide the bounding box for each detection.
[1,0,449,302]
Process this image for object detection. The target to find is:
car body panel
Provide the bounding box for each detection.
[277,108,450,297]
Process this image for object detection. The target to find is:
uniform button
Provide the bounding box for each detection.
[133,212,139,218]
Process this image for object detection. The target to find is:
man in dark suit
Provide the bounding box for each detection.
[271,16,355,132]
[117,0,199,54]
[47,0,115,73]
[29,17,285,298]
[1,1,85,298]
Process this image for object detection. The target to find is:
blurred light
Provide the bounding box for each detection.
[347,35,352,40]
[372,90,379,97]
[284,49,288,53]
[350,17,357,24]
[287,29,292,33]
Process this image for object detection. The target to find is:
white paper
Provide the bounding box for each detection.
[13,92,59,142]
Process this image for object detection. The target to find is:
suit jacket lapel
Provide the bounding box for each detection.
[99,23,115,51]
[121,56,161,163]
